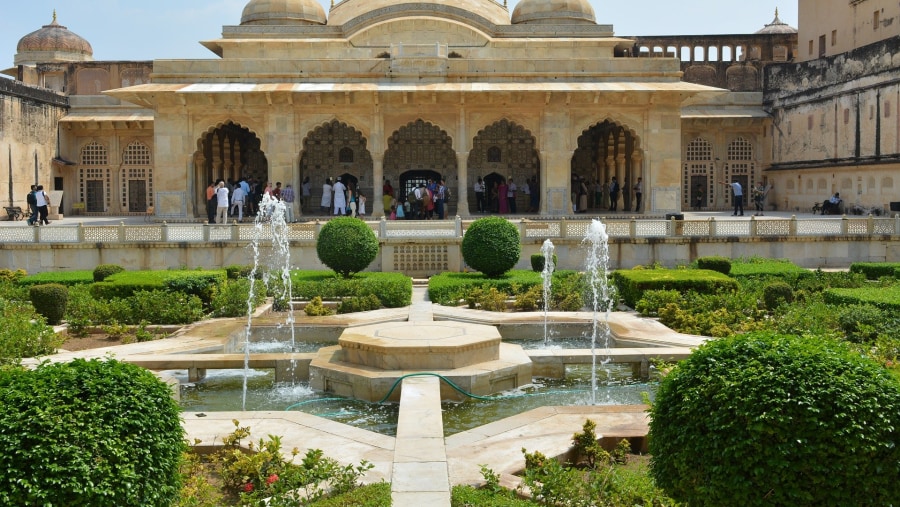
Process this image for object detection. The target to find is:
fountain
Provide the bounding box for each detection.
[540,239,555,346]
[583,219,615,405]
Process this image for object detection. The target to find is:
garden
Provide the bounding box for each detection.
[0,215,898,505]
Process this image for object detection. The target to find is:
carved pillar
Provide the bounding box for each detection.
[617,154,627,211]
[372,153,384,219]
[456,152,470,217]
[632,151,644,213]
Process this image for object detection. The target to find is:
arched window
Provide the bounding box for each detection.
[122,141,154,212]
[487,146,502,163]
[79,141,110,213]
[338,147,354,163]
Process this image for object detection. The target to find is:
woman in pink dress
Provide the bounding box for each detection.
[498,179,509,214]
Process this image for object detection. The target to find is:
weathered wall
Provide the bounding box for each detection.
[0,79,67,213]
[798,0,900,62]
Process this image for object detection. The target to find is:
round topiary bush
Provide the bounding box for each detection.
[29,283,68,325]
[762,280,794,310]
[530,253,558,272]
[462,217,521,277]
[649,332,900,506]
[696,256,731,275]
[316,217,379,278]
[93,264,125,282]
[0,358,185,506]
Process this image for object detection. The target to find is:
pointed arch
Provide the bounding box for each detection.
[384,119,457,197]
[468,118,540,214]
[193,120,267,217]
[725,136,757,207]
[299,119,374,207]
[571,119,642,212]
[121,141,153,212]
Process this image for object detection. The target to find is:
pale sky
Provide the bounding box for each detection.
[0,1,797,63]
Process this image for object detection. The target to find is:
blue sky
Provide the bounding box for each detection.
[0,1,797,63]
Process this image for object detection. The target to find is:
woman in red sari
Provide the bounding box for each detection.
[498,179,509,214]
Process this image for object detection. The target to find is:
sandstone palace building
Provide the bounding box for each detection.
[1,0,899,220]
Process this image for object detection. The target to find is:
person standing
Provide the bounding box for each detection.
[507,177,517,214]
[281,183,296,222]
[753,181,770,216]
[215,181,229,224]
[498,179,509,214]
[720,179,744,216]
[474,177,485,213]
[694,184,704,211]
[633,177,643,212]
[608,176,620,211]
[332,177,347,216]
[301,176,311,212]
[321,177,333,213]
[272,182,282,201]
[206,181,217,223]
[231,183,246,221]
[26,184,38,226]
[435,179,447,219]
[34,185,51,225]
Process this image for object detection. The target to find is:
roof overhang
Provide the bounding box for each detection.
[58,111,154,129]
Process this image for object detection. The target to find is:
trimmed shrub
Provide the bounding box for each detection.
[729,258,811,284]
[304,296,334,316]
[224,264,255,280]
[29,283,68,325]
[428,270,580,307]
[836,304,900,344]
[337,294,382,314]
[824,285,900,312]
[762,280,793,310]
[163,271,225,306]
[696,256,731,275]
[612,268,739,308]
[849,262,900,280]
[0,300,62,365]
[291,271,411,308]
[0,358,185,506]
[530,253,559,272]
[18,270,94,287]
[316,217,379,278]
[93,264,124,282]
[635,289,682,317]
[127,290,205,325]
[210,279,267,318]
[649,332,900,506]
[462,217,521,278]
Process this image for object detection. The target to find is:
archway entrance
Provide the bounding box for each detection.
[399,169,442,200]
[468,119,540,214]
[194,121,266,217]
[571,120,641,212]
[300,120,373,214]
[384,119,457,199]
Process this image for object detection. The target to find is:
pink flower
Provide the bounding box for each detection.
[266,474,279,485]
[243,483,254,493]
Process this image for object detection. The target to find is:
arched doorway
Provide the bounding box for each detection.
[572,120,641,212]
[299,120,373,214]
[384,119,457,205]
[194,121,266,217]
[482,172,505,213]
[468,119,540,214]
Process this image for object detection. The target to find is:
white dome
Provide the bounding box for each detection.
[241,0,327,25]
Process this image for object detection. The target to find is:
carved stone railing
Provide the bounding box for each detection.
[2,215,897,245]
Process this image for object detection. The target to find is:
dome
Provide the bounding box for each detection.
[328,0,511,28]
[511,0,595,24]
[15,12,93,60]
[755,8,797,34]
[241,0,327,25]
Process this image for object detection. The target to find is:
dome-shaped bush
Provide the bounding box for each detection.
[462,217,521,277]
[29,283,68,325]
[93,264,124,282]
[0,358,185,506]
[316,217,379,278]
[649,332,900,506]
[696,256,731,275]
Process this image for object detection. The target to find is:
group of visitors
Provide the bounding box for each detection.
[392,178,450,220]
[25,184,51,226]
[320,176,367,218]
[571,176,641,213]
[207,177,302,224]
[473,175,538,214]
[720,180,772,217]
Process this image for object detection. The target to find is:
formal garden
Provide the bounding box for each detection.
[0,215,899,505]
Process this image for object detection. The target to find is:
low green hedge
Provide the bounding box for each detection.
[612,268,739,308]
[19,271,95,287]
[729,259,812,284]
[428,270,578,306]
[824,285,900,311]
[290,271,411,308]
[849,262,900,280]
[90,270,225,302]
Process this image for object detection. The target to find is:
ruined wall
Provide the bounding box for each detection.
[0,79,68,212]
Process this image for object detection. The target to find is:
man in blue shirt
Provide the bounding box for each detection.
[720,179,744,216]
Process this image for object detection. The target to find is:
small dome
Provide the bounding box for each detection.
[755,8,797,34]
[241,0,327,25]
[16,12,93,58]
[512,0,595,25]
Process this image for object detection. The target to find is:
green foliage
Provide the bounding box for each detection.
[530,253,559,272]
[0,268,27,284]
[316,217,379,278]
[836,304,900,344]
[304,296,334,316]
[337,294,382,314]
[695,256,731,275]
[452,485,542,506]
[649,332,900,506]
[635,290,682,317]
[291,271,411,308]
[0,358,185,506]
[762,280,793,310]
[175,449,223,507]
[462,217,521,277]
[825,285,900,311]
[225,264,255,280]
[571,419,611,469]
[164,271,226,306]
[29,283,69,325]
[128,290,205,325]
[210,279,267,318]
[0,300,62,365]
[729,258,811,284]
[612,268,738,308]
[428,270,580,308]
[19,270,94,286]
[514,284,543,311]
[466,285,509,312]
[308,482,391,507]
[849,261,900,280]
[90,270,224,301]
[93,263,124,282]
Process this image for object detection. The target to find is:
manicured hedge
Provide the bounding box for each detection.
[428,269,578,306]
[824,285,900,311]
[290,271,411,308]
[461,217,521,277]
[90,270,225,302]
[729,259,811,283]
[696,256,731,275]
[19,270,94,287]
[849,262,900,280]
[612,268,739,308]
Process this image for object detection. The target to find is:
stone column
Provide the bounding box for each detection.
[456,152,470,217]
[616,154,627,211]
[632,151,644,213]
[372,153,384,219]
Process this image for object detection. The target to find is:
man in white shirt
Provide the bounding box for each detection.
[332,177,347,215]
[231,184,246,221]
[720,179,744,216]
[215,181,230,224]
